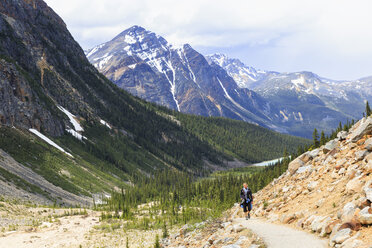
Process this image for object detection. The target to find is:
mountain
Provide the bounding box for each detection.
[86,26,290,132]
[0,0,307,206]
[208,54,371,137]
[87,27,370,138]
[206,53,277,88]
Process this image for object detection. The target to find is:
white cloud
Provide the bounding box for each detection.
[45,0,372,79]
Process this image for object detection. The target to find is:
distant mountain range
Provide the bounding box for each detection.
[86,26,371,138]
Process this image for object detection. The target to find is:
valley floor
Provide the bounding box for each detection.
[0,202,163,248]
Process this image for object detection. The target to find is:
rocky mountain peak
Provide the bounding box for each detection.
[206,53,270,88]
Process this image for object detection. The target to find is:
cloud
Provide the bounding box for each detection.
[44,0,372,79]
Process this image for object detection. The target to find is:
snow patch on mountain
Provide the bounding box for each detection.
[57,106,84,132]
[29,129,73,157]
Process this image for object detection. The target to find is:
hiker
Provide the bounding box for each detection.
[240,183,253,220]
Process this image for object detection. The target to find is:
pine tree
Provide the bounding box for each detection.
[366,101,371,117]
[313,128,319,148]
[320,131,326,146]
[126,237,129,248]
[154,234,161,248]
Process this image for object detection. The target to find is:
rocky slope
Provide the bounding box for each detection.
[86,26,289,132]
[209,54,371,137]
[253,117,372,247]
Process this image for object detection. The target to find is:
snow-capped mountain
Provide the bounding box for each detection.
[86,26,287,131]
[206,53,276,88]
[207,53,372,135]
[87,26,370,137]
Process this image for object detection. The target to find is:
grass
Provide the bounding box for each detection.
[0,126,129,200]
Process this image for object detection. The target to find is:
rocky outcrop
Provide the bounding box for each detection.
[253,119,372,247]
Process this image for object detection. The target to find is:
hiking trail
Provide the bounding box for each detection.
[233,217,328,248]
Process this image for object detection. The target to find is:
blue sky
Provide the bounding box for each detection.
[45,0,372,80]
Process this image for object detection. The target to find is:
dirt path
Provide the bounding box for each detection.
[0,214,98,248]
[233,217,328,248]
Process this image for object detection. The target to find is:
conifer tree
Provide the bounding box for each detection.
[366,101,371,117]
[126,237,129,248]
[320,131,326,146]
[313,128,319,147]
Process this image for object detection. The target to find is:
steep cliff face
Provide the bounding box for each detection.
[87,26,285,130]
[253,117,372,247]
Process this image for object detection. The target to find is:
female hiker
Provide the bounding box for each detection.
[240,183,253,220]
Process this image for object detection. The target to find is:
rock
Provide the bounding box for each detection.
[330,228,351,245]
[248,245,260,248]
[364,179,372,201]
[222,245,240,248]
[349,117,372,142]
[221,222,231,229]
[308,148,320,158]
[321,220,340,237]
[345,176,364,194]
[282,214,296,224]
[311,216,327,233]
[207,234,218,244]
[323,139,338,154]
[338,167,346,175]
[339,218,361,231]
[232,224,245,233]
[341,202,356,222]
[297,165,312,174]
[339,231,363,248]
[364,138,372,151]
[307,181,319,191]
[364,161,372,173]
[222,237,234,243]
[288,157,304,175]
[179,224,189,237]
[340,239,364,248]
[234,236,247,245]
[337,131,348,141]
[316,199,325,208]
[356,197,371,209]
[355,150,369,161]
[358,206,372,224]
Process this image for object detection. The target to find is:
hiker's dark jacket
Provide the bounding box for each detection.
[240,188,253,201]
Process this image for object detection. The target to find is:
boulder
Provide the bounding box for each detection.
[296,165,312,174]
[323,139,338,154]
[330,228,351,245]
[358,206,372,224]
[349,117,372,143]
[321,220,340,237]
[364,137,372,151]
[220,222,231,229]
[308,148,320,158]
[232,224,245,233]
[339,218,361,231]
[341,202,356,222]
[288,157,304,175]
[311,216,328,233]
[307,181,319,191]
[282,214,296,224]
[339,232,364,248]
[345,176,364,194]
[337,131,348,141]
[355,150,369,161]
[364,161,372,173]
